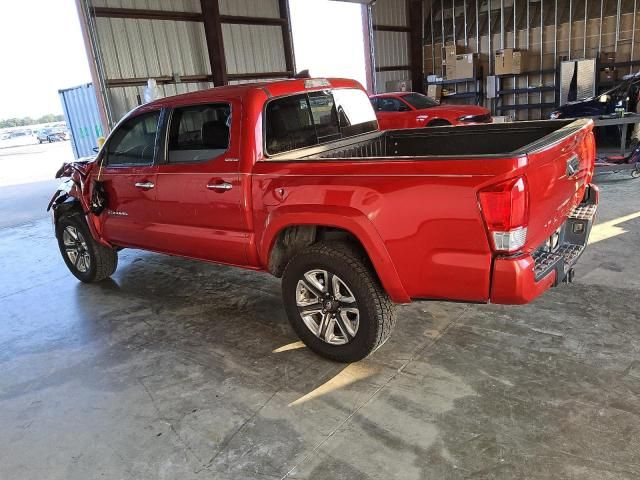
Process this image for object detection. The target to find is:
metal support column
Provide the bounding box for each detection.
[409,0,424,93]
[200,0,227,86]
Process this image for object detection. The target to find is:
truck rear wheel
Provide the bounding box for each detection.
[56,214,118,283]
[281,241,396,362]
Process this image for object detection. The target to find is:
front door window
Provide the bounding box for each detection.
[106,111,160,166]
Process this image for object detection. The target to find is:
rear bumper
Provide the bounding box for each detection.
[489,184,599,304]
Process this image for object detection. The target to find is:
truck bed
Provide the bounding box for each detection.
[289,119,580,160]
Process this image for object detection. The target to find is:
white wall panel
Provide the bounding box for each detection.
[85,0,289,124]
[371,0,410,93]
[95,17,210,79]
[374,31,409,68]
[222,24,286,74]
[373,0,407,27]
[218,0,279,18]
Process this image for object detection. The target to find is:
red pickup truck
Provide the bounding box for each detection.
[49,78,598,362]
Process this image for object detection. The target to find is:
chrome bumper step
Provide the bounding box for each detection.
[532,191,598,283]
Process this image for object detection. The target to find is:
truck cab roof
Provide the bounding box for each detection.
[141,77,366,111]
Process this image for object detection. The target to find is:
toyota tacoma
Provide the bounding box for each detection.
[48,78,598,362]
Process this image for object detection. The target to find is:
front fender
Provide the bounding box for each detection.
[48,171,112,248]
[259,204,411,303]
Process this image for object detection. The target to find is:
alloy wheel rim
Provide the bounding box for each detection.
[62,226,91,273]
[295,269,359,345]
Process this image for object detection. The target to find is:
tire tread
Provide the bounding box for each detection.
[282,240,396,362]
[57,213,118,282]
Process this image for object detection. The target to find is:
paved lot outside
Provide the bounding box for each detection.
[0,166,639,479]
[0,141,73,228]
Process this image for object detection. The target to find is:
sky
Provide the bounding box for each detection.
[0,0,92,119]
[289,0,368,89]
[0,0,368,120]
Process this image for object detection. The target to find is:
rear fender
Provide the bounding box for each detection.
[260,205,411,303]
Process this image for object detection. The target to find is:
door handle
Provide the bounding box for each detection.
[207,182,233,191]
[134,181,155,190]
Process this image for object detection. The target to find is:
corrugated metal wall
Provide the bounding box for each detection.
[92,0,202,12]
[218,0,279,18]
[372,0,411,92]
[219,0,287,79]
[82,0,290,125]
[59,83,104,159]
[93,14,212,118]
[222,24,287,77]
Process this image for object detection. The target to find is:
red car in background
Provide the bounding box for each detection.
[370,92,491,130]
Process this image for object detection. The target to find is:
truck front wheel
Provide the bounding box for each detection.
[281,242,396,362]
[56,214,118,283]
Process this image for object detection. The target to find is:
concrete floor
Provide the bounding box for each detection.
[1,174,639,480]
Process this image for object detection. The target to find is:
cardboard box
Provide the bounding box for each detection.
[512,50,529,74]
[492,115,513,123]
[454,53,478,79]
[445,62,456,79]
[600,67,618,83]
[494,49,513,75]
[599,51,616,65]
[443,43,462,63]
[495,49,531,75]
[426,84,442,102]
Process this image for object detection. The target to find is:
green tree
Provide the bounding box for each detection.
[0,114,65,129]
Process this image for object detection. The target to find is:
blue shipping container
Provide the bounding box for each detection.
[58,83,104,159]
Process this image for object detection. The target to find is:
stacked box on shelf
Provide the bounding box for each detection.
[442,43,462,79]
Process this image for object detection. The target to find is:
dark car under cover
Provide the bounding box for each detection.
[550,73,640,119]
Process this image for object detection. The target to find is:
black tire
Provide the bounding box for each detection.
[56,213,118,283]
[282,241,396,362]
[427,119,451,127]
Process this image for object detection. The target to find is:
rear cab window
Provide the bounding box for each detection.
[265,88,378,156]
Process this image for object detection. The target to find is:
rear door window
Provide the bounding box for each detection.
[265,88,377,155]
[167,103,231,163]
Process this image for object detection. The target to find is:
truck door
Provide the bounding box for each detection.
[153,101,248,266]
[99,110,160,249]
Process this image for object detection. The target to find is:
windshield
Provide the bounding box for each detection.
[265,88,378,155]
[401,93,439,109]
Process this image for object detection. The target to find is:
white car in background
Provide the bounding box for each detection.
[0,130,37,148]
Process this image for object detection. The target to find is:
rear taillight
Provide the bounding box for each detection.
[478,176,529,253]
[586,132,596,181]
